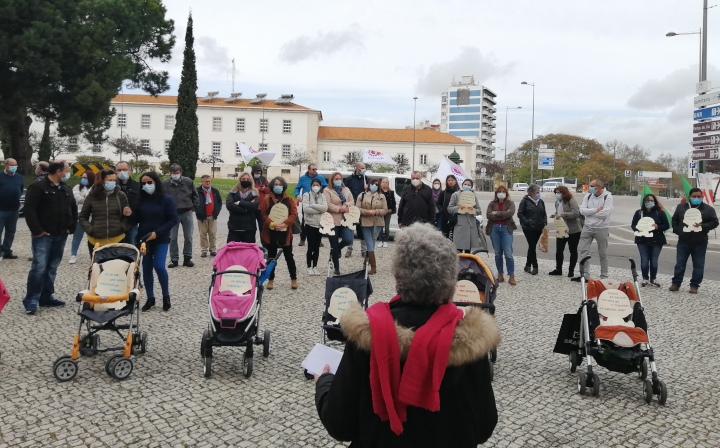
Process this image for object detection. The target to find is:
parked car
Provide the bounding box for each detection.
[511,182,529,191]
[19,188,26,216]
[541,181,560,192]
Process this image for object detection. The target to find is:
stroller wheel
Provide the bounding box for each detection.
[203,356,212,378]
[303,369,314,380]
[53,356,78,382]
[201,329,210,358]
[242,353,253,378]
[637,358,648,380]
[642,380,653,404]
[109,357,133,380]
[591,373,600,397]
[577,372,587,395]
[139,332,148,355]
[105,354,122,377]
[263,330,271,358]
[657,380,667,405]
[568,351,578,373]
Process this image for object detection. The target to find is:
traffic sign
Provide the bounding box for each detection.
[538,157,554,162]
[694,91,720,107]
[624,170,631,177]
[637,171,672,179]
[692,148,720,160]
[72,163,110,176]
[694,106,720,120]
[693,119,720,133]
[692,134,720,147]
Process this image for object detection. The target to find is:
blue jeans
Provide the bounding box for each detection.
[671,242,707,289]
[329,226,354,270]
[489,224,515,275]
[637,244,663,280]
[434,213,443,230]
[23,234,68,310]
[0,209,19,254]
[362,225,382,251]
[70,220,86,256]
[143,242,170,298]
[121,224,139,246]
[169,211,194,261]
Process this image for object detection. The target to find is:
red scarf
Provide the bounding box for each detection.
[366,296,462,435]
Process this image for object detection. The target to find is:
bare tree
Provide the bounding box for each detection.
[199,153,225,178]
[29,130,72,160]
[392,154,410,174]
[422,162,440,178]
[338,150,363,170]
[281,148,311,177]
[110,136,160,161]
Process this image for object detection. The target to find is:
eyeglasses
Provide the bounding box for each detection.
[141,181,154,185]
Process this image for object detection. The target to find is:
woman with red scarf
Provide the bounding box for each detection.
[314,223,499,447]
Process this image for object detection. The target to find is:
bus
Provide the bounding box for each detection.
[540,177,577,191]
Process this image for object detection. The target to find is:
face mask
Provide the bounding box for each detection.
[117,171,129,181]
[497,192,507,200]
[171,174,181,181]
[311,185,321,193]
[433,184,441,190]
[61,172,71,182]
[142,184,155,194]
[462,185,472,191]
[555,193,562,200]
[273,185,283,194]
[534,193,541,201]
[359,169,366,175]
[104,181,116,191]
[240,180,252,188]
[589,187,596,195]
[253,173,261,179]
[411,179,421,187]
[369,184,378,192]
[334,180,342,187]
[7,166,17,174]
[645,201,654,209]
[690,198,703,206]
[80,178,88,186]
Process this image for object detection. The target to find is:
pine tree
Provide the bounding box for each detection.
[169,13,199,180]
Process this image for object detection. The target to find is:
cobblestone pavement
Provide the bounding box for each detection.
[0,230,718,447]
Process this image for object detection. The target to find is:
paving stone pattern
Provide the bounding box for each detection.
[0,230,718,447]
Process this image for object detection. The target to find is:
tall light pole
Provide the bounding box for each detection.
[504,106,522,184]
[412,96,418,171]
[666,29,703,81]
[521,81,535,184]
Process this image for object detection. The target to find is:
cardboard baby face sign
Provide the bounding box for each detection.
[268,202,289,225]
[341,205,361,227]
[319,212,336,235]
[683,208,703,232]
[554,216,568,238]
[219,265,253,296]
[458,191,477,214]
[453,280,484,304]
[634,217,656,237]
[326,287,358,324]
[596,290,634,326]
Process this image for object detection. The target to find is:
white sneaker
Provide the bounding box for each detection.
[69,255,77,264]
[307,267,314,275]
[311,267,319,276]
[383,242,388,248]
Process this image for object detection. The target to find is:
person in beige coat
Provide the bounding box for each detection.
[324,172,355,275]
[355,178,387,274]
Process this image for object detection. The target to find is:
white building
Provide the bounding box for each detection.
[439,75,497,177]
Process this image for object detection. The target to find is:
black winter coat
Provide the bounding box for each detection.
[118,178,141,212]
[315,300,499,448]
[672,202,719,246]
[397,184,436,227]
[226,190,261,232]
[24,176,77,236]
[344,173,367,200]
[380,189,396,214]
[195,186,223,220]
[517,195,547,231]
[631,208,669,246]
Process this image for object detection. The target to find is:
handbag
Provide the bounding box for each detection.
[539,228,549,253]
[291,219,302,235]
[485,221,492,236]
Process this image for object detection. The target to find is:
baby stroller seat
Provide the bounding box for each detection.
[322,269,372,343]
[590,281,648,348]
[52,243,146,382]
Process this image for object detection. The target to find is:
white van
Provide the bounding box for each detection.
[542,181,560,192]
[511,183,528,192]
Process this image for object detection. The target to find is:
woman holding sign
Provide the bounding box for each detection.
[549,186,582,278]
[447,179,484,253]
[486,185,517,285]
[630,193,669,287]
[261,177,299,290]
[355,178,387,275]
[302,178,328,275]
[324,172,355,276]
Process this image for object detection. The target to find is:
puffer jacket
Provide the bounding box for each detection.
[79,188,129,239]
[226,188,261,232]
[356,190,388,227]
[517,195,547,231]
[302,190,328,228]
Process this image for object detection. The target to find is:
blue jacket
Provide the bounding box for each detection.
[294,171,328,197]
[135,193,179,245]
[0,171,24,211]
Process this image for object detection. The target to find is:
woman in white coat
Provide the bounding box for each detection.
[447,179,485,253]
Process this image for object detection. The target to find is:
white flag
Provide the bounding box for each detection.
[362,148,395,166]
[436,157,471,184]
[236,142,276,166]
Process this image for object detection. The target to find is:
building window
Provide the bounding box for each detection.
[236,118,245,132]
[165,140,170,153]
[212,142,221,156]
[281,169,291,175]
[283,120,292,133]
[68,137,78,151]
[165,115,175,130]
[92,143,102,153]
[260,118,268,133]
[213,117,222,131]
[259,143,268,151]
[282,144,291,157]
[323,151,331,162]
[141,115,150,129]
[118,114,126,127]
[211,166,221,172]
[140,139,150,150]
[420,154,428,165]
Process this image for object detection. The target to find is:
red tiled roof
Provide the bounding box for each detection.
[318,126,470,144]
[110,94,313,111]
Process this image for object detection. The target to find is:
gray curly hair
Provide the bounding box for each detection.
[392,223,458,306]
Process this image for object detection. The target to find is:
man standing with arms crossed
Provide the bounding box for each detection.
[573,179,613,281]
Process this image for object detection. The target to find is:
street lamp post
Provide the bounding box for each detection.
[504,106,522,184]
[521,81,535,184]
[412,96,418,171]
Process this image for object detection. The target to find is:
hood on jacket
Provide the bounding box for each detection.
[252,164,264,173]
[341,301,500,366]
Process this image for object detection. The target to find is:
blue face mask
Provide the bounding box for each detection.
[369,184,378,192]
[534,193,541,201]
[589,187,596,195]
[61,172,71,182]
[690,198,703,206]
[80,178,89,186]
[7,166,17,174]
[273,185,283,194]
[555,193,562,200]
[142,184,155,194]
[645,201,654,209]
[104,181,116,191]
[334,180,342,187]
[359,169,366,175]
[462,185,472,191]
[117,171,129,181]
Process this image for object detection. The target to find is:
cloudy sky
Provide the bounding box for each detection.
[142,0,719,159]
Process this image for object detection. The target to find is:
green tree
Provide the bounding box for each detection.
[392,154,410,174]
[0,0,175,174]
[168,13,199,179]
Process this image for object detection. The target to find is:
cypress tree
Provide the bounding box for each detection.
[169,13,199,180]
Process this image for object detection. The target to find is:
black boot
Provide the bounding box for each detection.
[183,257,194,267]
[142,297,155,312]
[162,295,171,311]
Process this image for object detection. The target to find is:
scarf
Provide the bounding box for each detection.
[202,186,213,205]
[366,296,463,435]
[333,184,346,204]
[238,190,251,200]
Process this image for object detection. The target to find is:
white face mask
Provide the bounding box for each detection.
[497,192,506,200]
[433,183,441,190]
[311,185,321,193]
[170,174,181,181]
[411,179,421,187]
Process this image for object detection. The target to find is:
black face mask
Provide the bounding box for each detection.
[240,180,252,188]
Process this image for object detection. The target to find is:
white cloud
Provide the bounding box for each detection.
[279,25,364,64]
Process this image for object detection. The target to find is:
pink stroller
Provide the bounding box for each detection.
[0,278,8,362]
[200,242,280,378]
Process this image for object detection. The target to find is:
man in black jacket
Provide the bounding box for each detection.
[116,161,141,245]
[397,171,435,227]
[196,175,223,257]
[344,163,367,258]
[22,160,77,314]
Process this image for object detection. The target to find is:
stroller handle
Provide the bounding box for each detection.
[629,258,638,282]
[271,249,284,263]
[453,301,495,312]
[579,256,591,276]
[213,269,260,278]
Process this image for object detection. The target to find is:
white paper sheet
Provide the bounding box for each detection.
[301,344,344,376]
